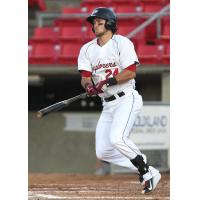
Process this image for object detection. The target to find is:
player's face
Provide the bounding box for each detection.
[93,18,107,37]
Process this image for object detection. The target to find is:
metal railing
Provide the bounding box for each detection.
[127,4,170,39]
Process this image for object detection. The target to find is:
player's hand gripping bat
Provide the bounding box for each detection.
[36,92,87,118]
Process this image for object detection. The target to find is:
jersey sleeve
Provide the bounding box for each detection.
[119,37,139,69]
[78,45,92,72]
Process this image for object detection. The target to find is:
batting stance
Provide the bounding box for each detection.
[78,8,161,194]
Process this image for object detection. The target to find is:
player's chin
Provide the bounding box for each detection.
[95,31,104,37]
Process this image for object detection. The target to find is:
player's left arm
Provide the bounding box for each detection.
[115,37,139,84]
[114,64,136,84]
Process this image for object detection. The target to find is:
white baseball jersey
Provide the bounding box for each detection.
[78,34,139,98]
[78,34,160,181]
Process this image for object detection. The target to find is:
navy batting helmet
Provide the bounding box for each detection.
[86,7,117,33]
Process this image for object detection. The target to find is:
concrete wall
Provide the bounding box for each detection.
[161,72,170,103]
[28,112,97,173]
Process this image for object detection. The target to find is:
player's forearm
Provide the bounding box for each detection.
[115,70,136,84]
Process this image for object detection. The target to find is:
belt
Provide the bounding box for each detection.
[104,91,125,102]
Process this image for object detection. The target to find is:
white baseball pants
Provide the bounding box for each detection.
[96,90,143,171]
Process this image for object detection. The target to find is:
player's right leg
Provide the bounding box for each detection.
[96,95,161,194]
[108,92,161,194]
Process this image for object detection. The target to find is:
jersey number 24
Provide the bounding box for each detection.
[105,68,119,80]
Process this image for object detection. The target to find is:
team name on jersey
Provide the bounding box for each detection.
[93,62,117,73]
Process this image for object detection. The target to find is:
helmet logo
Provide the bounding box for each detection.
[92,9,98,15]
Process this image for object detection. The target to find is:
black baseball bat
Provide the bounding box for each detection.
[36,92,87,118]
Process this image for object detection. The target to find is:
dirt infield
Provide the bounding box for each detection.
[28,173,170,200]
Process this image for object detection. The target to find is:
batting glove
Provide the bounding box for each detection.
[95,77,118,94]
[95,80,107,94]
[85,83,97,96]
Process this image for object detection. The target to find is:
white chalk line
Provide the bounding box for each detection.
[29,193,170,199]
[29,188,130,192]
[29,190,130,194]
[29,194,66,199]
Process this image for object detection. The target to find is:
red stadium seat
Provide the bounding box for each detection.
[37,0,46,11]
[118,25,146,41]
[111,0,140,5]
[118,25,138,36]
[163,23,170,37]
[81,1,110,13]
[81,0,169,13]
[28,0,170,66]
[82,0,106,2]
[140,0,164,12]
[59,26,88,41]
[62,7,84,14]
[81,0,141,13]
[139,0,170,5]
[162,43,170,64]
[112,0,141,13]
[117,19,145,40]
[28,0,46,11]
[115,6,138,13]
[145,21,157,43]
[137,44,164,64]
[82,0,139,5]
[31,27,60,43]
[58,42,82,65]
[54,17,84,27]
[29,43,60,64]
[55,6,86,26]
[142,4,163,12]
[160,17,170,40]
[28,0,35,7]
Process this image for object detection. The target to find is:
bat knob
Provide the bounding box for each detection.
[36,111,43,118]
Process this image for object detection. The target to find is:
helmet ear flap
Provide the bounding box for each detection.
[105,19,117,33]
[105,20,112,30]
[92,21,112,33]
[91,19,117,33]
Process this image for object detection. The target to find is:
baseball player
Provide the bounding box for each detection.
[78,7,161,194]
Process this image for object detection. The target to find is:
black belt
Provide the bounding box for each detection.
[104,91,125,102]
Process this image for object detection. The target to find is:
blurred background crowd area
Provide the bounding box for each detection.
[28,0,170,174]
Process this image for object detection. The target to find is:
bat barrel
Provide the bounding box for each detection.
[36,102,66,118]
[36,92,87,118]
